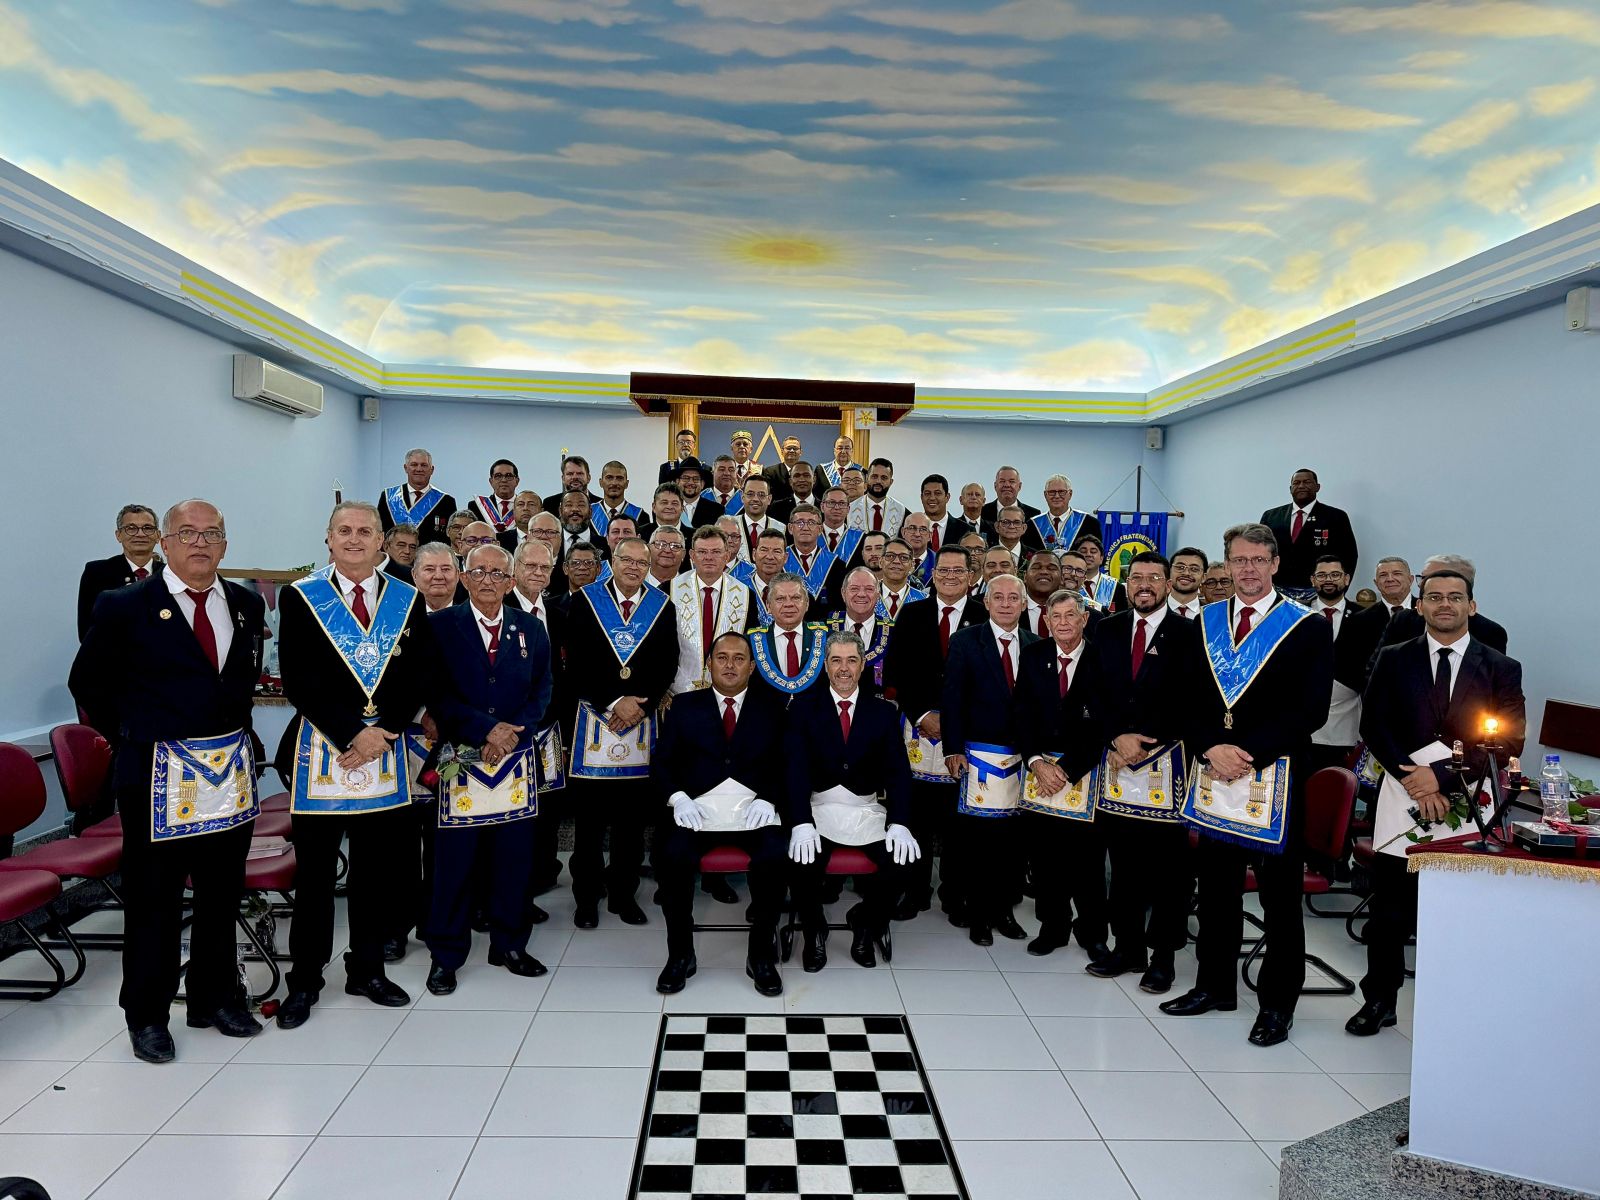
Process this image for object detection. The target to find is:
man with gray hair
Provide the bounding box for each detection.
[1035,473,1101,553]
[412,542,462,613]
[1374,553,1508,658]
[380,447,456,544]
[77,502,164,641]
[748,572,829,699]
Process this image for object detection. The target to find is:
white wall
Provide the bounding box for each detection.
[1161,301,1600,758]
[0,246,376,739]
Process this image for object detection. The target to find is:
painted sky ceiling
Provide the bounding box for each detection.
[2,1,1598,391]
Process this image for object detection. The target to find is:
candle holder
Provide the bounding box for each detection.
[1451,724,1524,855]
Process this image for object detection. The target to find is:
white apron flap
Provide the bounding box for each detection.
[810,787,887,846]
[696,778,773,833]
[903,714,950,782]
[440,749,536,828]
[956,743,1022,817]
[1372,740,1470,858]
[1021,760,1098,821]
[570,701,655,780]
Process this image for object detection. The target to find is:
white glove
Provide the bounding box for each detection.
[789,822,821,864]
[744,798,778,830]
[670,793,707,831]
[885,824,922,865]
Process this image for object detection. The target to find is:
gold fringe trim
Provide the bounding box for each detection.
[1408,852,1600,885]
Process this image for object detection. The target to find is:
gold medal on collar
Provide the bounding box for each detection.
[618,666,632,680]
[158,609,173,620]
[363,700,378,718]
[1223,710,1234,730]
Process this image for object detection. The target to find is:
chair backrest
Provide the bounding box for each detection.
[1303,766,1357,862]
[49,724,111,814]
[0,745,47,840]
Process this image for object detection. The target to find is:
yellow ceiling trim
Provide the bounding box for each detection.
[180,273,384,383]
[384,372,627,391]
[1148,321,1356,412]
[386,380,630,395]
[921,395,1142,410]
[917,400,1138,415]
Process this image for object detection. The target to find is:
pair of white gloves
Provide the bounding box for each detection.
[789,822,922,866]
[670,794,777,832]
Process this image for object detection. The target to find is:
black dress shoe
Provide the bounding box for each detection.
[1344,999,1397,1037]
[1159,988,1238,1016]
[657,955,697,994]
[470,911,490,933]
[607,897,648,925]
[187,1005,263,1037]
[892,896,928,922]
[968,923,994,947]
[702,876,739,904]
[1027,927,1071,957]
[945,906,970,929]
[1084,948,1139,978]
[994,913,1028,941]
[426,963,457,996]
[802,933,827,973]
[574,903,600,929]
[820,879,845,905]
[275,990,316,1029]
[129,1025,175,1063]
[850,927,878,968]
[746,958,783,996]
[1249,1009,1294,1047]
[527,902,549,925]
[1139,955,1176,995]
[383,936,408,963]
[488,947,548,977]
[1081,942,1118,970]
[345,975,411,1007]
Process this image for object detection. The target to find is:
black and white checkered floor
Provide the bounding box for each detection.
[633,1015,964,1199]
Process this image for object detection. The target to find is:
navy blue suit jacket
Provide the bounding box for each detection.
[651,686,788,806]
[939,623,1040,757]
[783,686,911,830]
[427,603,551,751]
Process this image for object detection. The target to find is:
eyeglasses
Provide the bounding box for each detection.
[464,568,510,583]
[790,518,820,528]
[651,541,685,552]
[490,472,518,481]
[932,566,969,578]
[881,552,913,563]
[1311,573,1346,583]
[171,528,225,545]
[462,536,497,546]
[1227,556,1274,569]
[120,524,159,536]
[614,556,649,569]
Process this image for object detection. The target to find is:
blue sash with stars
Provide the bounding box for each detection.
[785,545,838,597]
[385,484,444,529]
[1033,509,1086,551]
[750,624,827,695]
[291,567,416,704]
[591,500,644,538]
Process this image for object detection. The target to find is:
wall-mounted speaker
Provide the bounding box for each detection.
[1566,287,1599,332]
[361,395,381,422]
[1145,426,1165,451]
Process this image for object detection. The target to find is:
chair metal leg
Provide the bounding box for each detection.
[1304,887,1363,917]
[39,877,126,952]
[1241,936,1356,997]
[0,915,85,1000]
[1345,894,1374,944]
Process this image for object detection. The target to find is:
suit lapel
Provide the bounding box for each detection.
[1445,641,1487,724]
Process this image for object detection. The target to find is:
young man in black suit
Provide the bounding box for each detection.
[1259,467,1359,591]
[1375,553,1509,661]
[675,460,725,529]
[1089,553,1207,992]
[881,545,988,921]
[273,502,439,1029]
[70,499,266,1064]
[1348,568,1524,1037]
[1161,523,1334,1048]
[940,573,1040,946]
[76,503,165,641]
[540,453,601,515]
[379,447,457,545]
[785,631,919,970]
[652,632,790,996]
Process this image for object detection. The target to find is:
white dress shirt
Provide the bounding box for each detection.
[1424,631,1473,698]
[515,588,546,628]
[125,556,154,577]
[1230,592,1276,635]
[843,613,877,644]
[1168,594,1200,619]
[333,569,380,613]
[164,566,233,669]
[821,522,849,554]
[934,594,970,627]
[989,621,1022,676]
[470,602,504,652]
[1130,603,1167,646]
[1024,598,1050,637]
[1313,596,1350,637]
[880,582,912,616]
[1027,639,1086,768]
[829,685,861,726]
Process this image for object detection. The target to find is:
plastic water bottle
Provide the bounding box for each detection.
[1540,755,1571,825]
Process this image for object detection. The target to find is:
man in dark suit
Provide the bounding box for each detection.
[1161,523,1333,1048]
[466,459,523,552]
[1339,555,1414,692]
[1089,553,1207,992]
[422,545,552,996]
[940,573,1039,946]
[785,631,919,970]
[955,482,998,543]
[659,428,700,484]
[379,448,457,545]
[770,461,815,526]
[1375,554,1509,662]
[652,632,790,996]
[882,545,988,921]
[76,503,164,641]
[540,454,601,515]
[273,502,438,1030]
[1307,554,1363,774]
[564,537,680,928]
[1348,569,1524,1037]
[980,466,1041,527]
[674,460,724,528]
[917,474,967,555]
[381,523,420,585]
[1015,588,1110,964]
[1260,467,1359,590]
[70,499,265,1064]
[762,436,805,507]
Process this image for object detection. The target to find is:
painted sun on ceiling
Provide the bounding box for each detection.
[2,0,1597,390]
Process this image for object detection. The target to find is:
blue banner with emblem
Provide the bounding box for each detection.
[785,546,838,597]
[1096,511,1169,581]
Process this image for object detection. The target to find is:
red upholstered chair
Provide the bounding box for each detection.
[184,844,298,1005]
[260,792,291,814]
[49,724,120,840]
[0,744,124,894]
[1240,766,1358,997]
[691,846,754,936]
[778,846,892,964]
[0,868,86,1000]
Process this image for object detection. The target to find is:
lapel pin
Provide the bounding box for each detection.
[158,608,173,620]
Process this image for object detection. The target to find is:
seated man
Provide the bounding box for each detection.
[651,633,789,997]
[784,631,919,970]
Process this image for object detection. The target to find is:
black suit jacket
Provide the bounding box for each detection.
[381,560,414,586]
[504,591,572,734]
[940,623,1041,757]
[1016,640,1104,783]
[76,554,164,641]
[1260,501,1358,588]
[1360,636,1524,792]
[946,513,997,546]
[542,489,601,516]
[1337,600,1404,691]
[882,595,987,719]
[763,462,797,507]
[546,528,608,598]
[427,603,551,751]
[683,495,726,528]
[70,577,266,792]
[1380,607,1507,658]
[783,686,911,829]
[564,580,679,712]
[379,488,457,545]
[651,685,788,807]
[1092,608,1207,751]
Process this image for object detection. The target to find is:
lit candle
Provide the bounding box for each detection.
[1484,717,1500,737]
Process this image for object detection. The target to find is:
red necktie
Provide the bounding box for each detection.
[621,598,634,621]
[1177,604,1189,618]
[838,699,852,741]
[185,589,220,671]
[1323,607,1336,623]
[1058,653,1071,699]
[351,582,371,627]
[531,603,542,624]
[888,592,900,618]
[784,631,800,676]
[481,618,500,665]
[929,524,940,552]
[828,530,839,553]
[1290,510,1304,542]
[872,504,883,532]
[701,586,715,656]
[748,522,759,554]
[134,566,149,581]
[720,492,730,507]
[1131,617,1148,678]
[1036,608,1048,638]
[999,637,1014,691]
[723,696,737,740]
[799,552,811,574]
[939,605,954,656]
[1234,604,1253,642]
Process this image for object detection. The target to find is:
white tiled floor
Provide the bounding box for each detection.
[0,871,1411,1198]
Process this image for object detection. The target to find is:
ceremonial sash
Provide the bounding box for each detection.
[386,484,444,529]
[577,579,670,679]
[595,561,613,585]
[1033,509,1085,551]
[1020,757,1098,822]
[290,718,405,814]
[535,722,566,793]
[1098,741,1186,823]
[672,573,751,691]
[912,550,936,589]
[956,742,1022,818]
[720,491,744,516]
[439,748,536,828]
[1181,757,1291,852]
[694,778,777,834]
[475,495,516,532]
[785,546,838,597]
[730,562,773,625]
[903,714,950,783]
[570,701,655,779]
[750,624,827,694]
[1199,596,1312,721]
[404,726,434,803]
[150,730,258,841]
[829,614,892,688]
[291,567,416,716]
[810,785,886,846]
[821,461,861,489]
[825,527,863,564]
[591,500,644,537]
[1352,742,1384,788]
[1090,574,1118,610]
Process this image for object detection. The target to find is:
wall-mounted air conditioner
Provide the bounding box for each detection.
[232,354,323,417]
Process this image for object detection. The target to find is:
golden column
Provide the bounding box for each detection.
[839,407,869,465]
[667,398,700,458]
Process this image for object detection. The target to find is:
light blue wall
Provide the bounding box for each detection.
[0,245,377,741]
[1160,301,1600,767]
